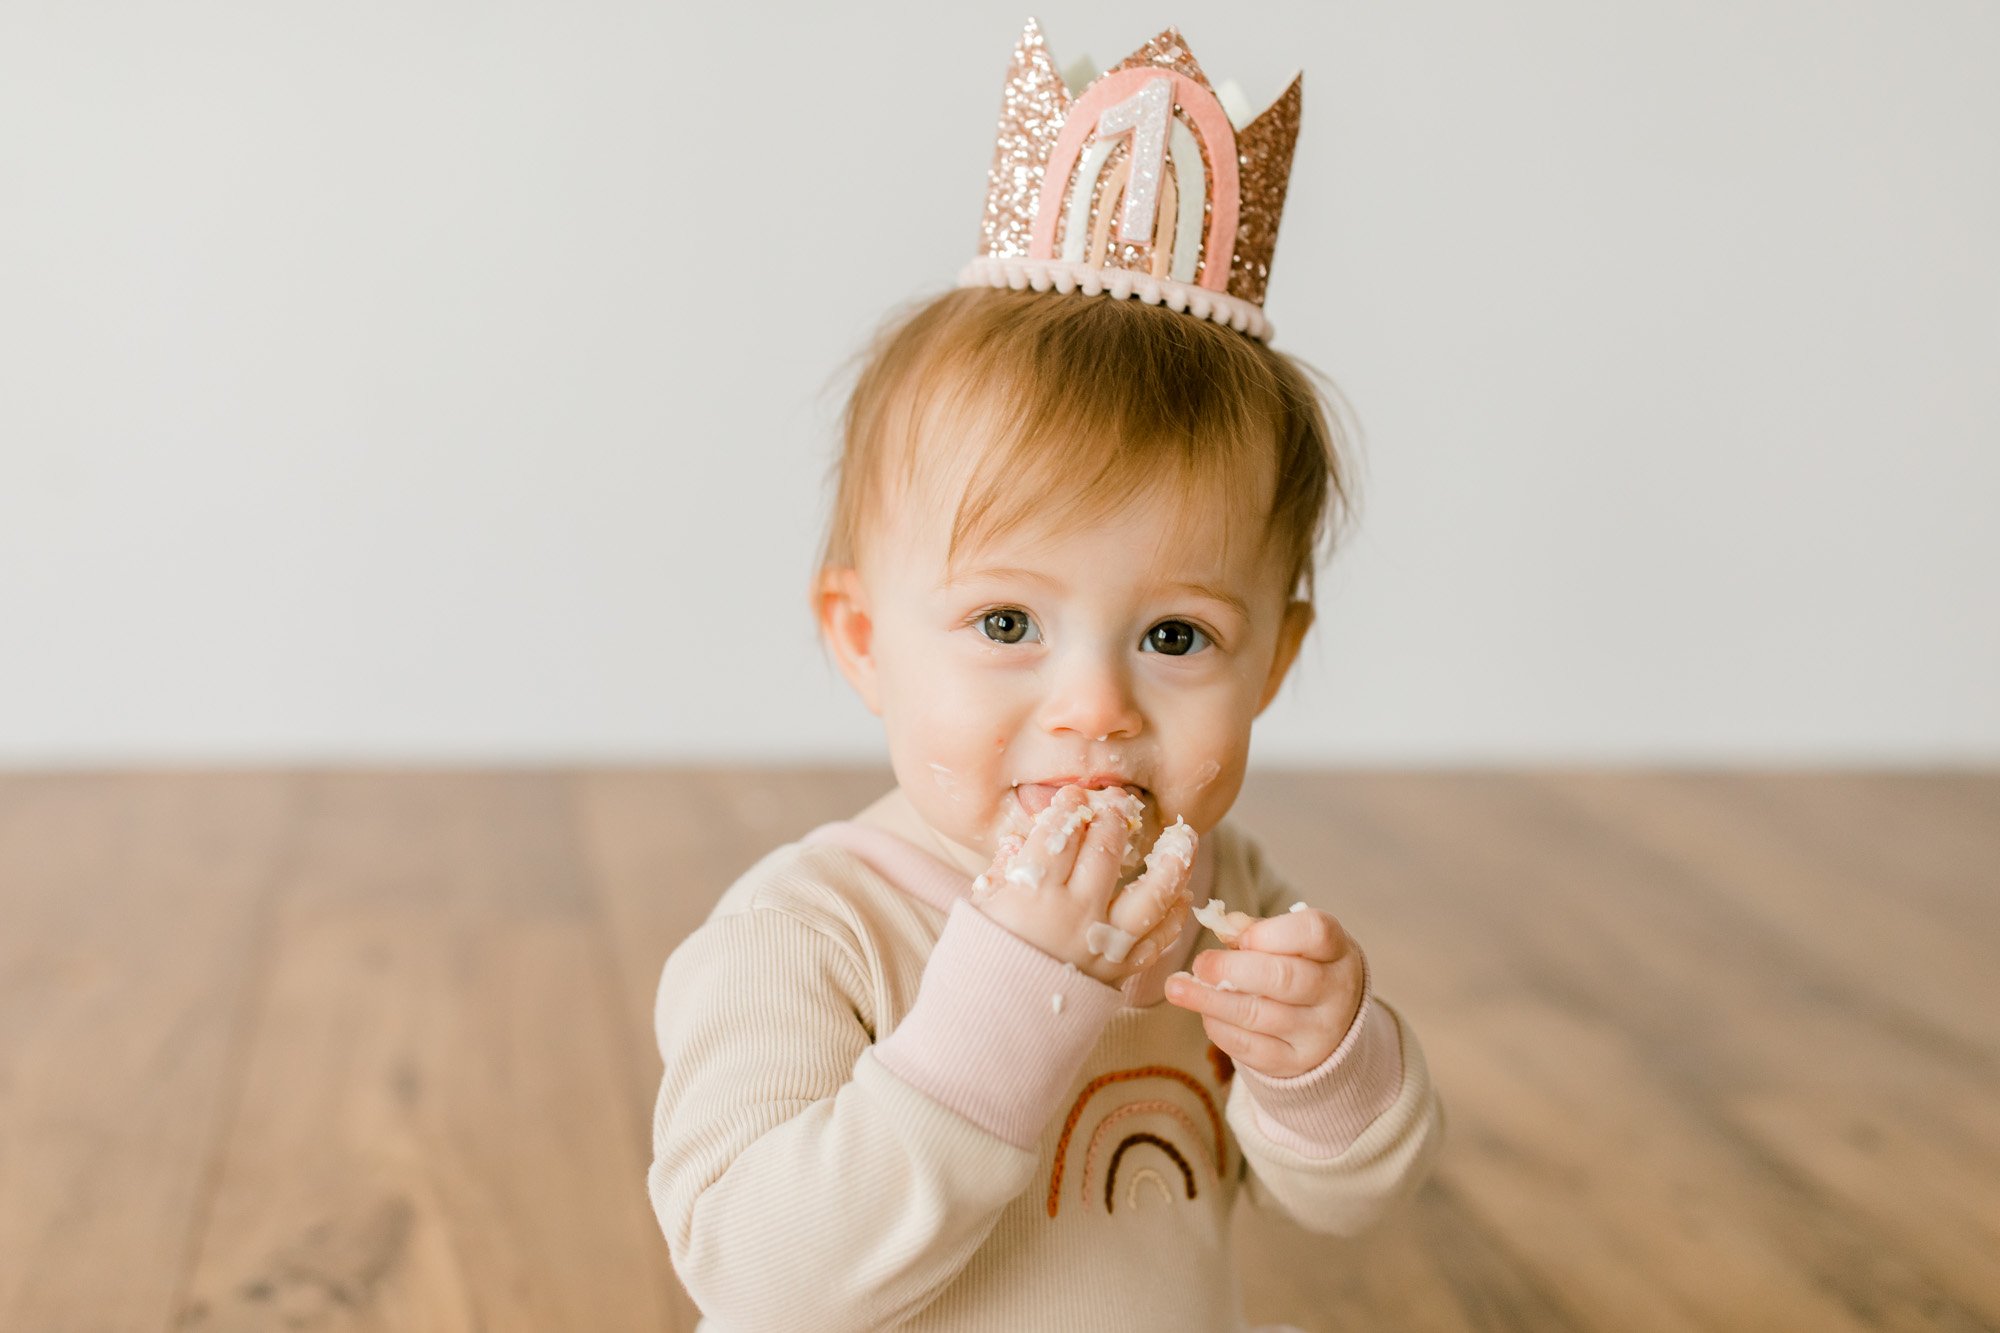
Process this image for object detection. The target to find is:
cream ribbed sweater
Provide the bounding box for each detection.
[648,811,1446,1332]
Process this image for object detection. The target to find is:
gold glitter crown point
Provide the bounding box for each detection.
[961,18,1304,341]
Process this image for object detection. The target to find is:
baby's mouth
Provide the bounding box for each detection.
[1014,780,1147,818]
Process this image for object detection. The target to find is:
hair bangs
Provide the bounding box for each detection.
[816,285,1358,614]
[937,372,1276,581]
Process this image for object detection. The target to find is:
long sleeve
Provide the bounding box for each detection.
[1223,832,1448,1235]
[648,898,1121,1332]
[1228,995,1447,1236]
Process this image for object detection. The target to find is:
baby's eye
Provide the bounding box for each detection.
[1142,619,1212,656]
[978,608,1039,645]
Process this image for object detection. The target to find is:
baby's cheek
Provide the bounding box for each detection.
[895,732,1010,840]
[1163,751,1247,832]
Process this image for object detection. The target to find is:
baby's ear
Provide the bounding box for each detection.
[1256,600,1315,715]
[816,567,883,716]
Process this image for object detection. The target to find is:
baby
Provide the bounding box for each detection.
[649,21,1445,1333]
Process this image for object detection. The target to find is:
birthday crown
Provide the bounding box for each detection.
[958,18,1303,342]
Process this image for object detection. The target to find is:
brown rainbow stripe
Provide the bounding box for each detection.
[1106,1133,1197,1211]
[1081,1098,1214,1207]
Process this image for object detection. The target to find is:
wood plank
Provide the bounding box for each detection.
[1724,772,2000,930]
[1529,772,2000,1322]
[172,772,680,1333]
[7,768,1993,1331]
[1309,772,2000,1330]
[1232,1162,1595,1333]
[1533,771,1998,1062]
[0,773,297,1333]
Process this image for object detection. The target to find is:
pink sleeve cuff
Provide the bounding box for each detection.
[1234,951,1406,1158]
[873,899,1125,1150]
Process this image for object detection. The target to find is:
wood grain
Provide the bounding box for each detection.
[0,770,1992,1332]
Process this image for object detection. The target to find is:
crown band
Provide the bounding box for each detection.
[956,256,1274,342]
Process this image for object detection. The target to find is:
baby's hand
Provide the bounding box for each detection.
[970,785,1197,987]
[1165,905,1366,1079]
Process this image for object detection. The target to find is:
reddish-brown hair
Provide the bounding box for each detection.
[814,285,1360,611]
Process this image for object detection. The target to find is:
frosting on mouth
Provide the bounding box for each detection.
[1015,780,1146,818]
[1001,783,1153,874]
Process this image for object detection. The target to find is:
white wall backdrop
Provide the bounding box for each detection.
[2,2,1994,767]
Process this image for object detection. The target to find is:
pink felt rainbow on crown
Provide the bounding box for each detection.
[959,18,1303,342]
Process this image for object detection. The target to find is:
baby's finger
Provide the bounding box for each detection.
[1236,905,1352,964]
[1006,785,1092,892]
[1065,800,1132,911]
[1197,1012,1298,1075]
[1124,892,1192,969]
[1194,945,1323,1006]
[1104,808,1192,924]
[970,832,1026,900]
[1167,969,1309,1041]
[1090,787,1148,873]
[1108,817,1197,938]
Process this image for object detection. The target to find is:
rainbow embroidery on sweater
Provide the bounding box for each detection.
[1046,1065,1225,1218]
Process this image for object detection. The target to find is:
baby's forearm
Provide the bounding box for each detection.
[872,899,1128,1147]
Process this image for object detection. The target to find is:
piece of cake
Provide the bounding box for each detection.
[1192,897,1260,946]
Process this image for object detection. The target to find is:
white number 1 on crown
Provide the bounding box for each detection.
[1095,77,1173,246]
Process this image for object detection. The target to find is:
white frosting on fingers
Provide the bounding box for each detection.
[1084,920,1138,964]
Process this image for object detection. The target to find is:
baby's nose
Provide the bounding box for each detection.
[1039,654,1142,740]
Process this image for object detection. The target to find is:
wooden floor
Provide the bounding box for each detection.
[1,771,1995,1332]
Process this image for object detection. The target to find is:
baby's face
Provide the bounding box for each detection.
[826,474,1312,873]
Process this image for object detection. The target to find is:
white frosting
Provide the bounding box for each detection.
[1086,785,1146,830]
[1084,920,1138,964]
[1042,800,1093,853]
[1037,784,1146,859]
[1050,993,1064,1015]
[1192,896,1258,945]
[1289,901,1308,913]
[1004,861,1044,888]
[1142,816,1196,874]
